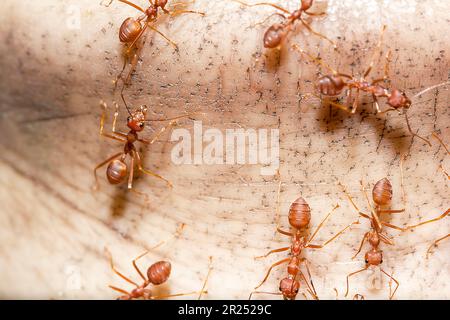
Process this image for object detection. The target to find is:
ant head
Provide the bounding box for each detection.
[147,261,171,285]
[127,105,148,131]
[154,0,168,8]
[263,24,286,48]
[365,249,383,266]
[372,178,392,206]
[387,89,411,109]
[288,197,311,229]
[317,75,346,96]
[301,0,314,11]
[279,278,300,300]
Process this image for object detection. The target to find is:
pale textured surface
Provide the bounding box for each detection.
[0,0,448,299]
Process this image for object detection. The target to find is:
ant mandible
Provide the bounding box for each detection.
[93,98,191,191]
[249,182,359,300]
[112,0,205,86]
[293,25,450,146]
[232,0,335,49]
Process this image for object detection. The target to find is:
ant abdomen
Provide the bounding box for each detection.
[317,75,346,96]
[119,17,142,43]
[372,178,393,206]
[263,24,285,48]
[288,197,311,229]
[106,159,128,184]
[147,261,171,285]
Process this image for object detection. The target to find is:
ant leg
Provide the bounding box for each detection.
[118,0,145,13]
[105,249,139,287]
[380,269,399,300]
[324,99,354,113]
[133,150,173,188]
[404,111,432,146]
[114,57,128,91]
[380,220,405,232]
[378,232,394,246]
[302,260,318,299]
[307,204,340,243]
[372,50,392,85]
[124,46,143,86]
[299,17,336,48]
[168,9,205,18]
[139,121,177,145]
[230,0,290,14]
[360,181,382,231]
[109,285,130,298]
[338,182,371,216]
[148,25,179,50]
[350,89,360,113]
[273,180,293,237]
[372,94,381,113]
[345,267,368,297]
[306,219,359,248]
[93,152,124,190]
[432,132,450,155]
[99,101,127,142]
[405,208,449,230]
[111,101,128,137]
[363,25,387,78]
[254,257,290,290]
[198,256,213,300]
[291,44,343,75]
[351,232,369,260]
[131,250,150,282]
[250,12,286,29]
[427,234,449,257]
[254,246,290,259]
[378,209,405,214]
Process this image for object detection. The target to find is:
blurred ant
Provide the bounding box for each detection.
[293,25,450,146]
[249,182,358,300]
[93,98,192,192]
[109,0,205,87]
[106,225,213,300]
[231,0,335,49]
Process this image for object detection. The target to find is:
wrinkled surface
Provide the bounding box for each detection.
[0,0,448,299]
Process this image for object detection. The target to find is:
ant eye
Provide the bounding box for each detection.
[127,116,132,122]
[365,259,369,264]
[139,123,144,128]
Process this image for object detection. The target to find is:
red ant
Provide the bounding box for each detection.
[340,177,449,299]
[231,0,335,49]
[105,225,213,300]
[249,182,359,300]
[93,99,192,192]
[293,25,450,146]
[109,0,204,86]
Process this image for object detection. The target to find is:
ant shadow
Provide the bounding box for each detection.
[314,97,414,155]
